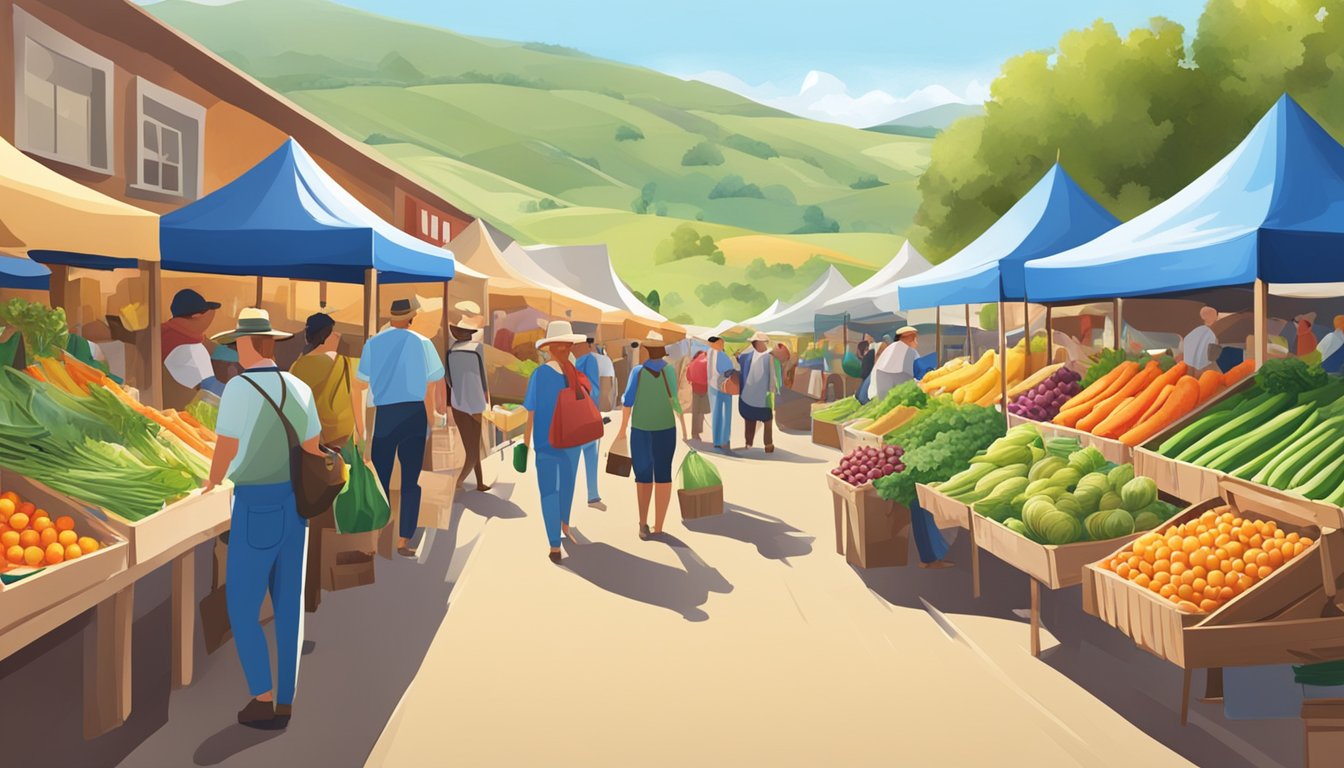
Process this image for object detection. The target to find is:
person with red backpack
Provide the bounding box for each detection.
[522,321,603,563]
[615,331,688,540]
[687,349,709,441]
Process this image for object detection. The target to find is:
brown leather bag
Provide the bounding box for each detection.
[721,370,741,396]
[242,373,347,519]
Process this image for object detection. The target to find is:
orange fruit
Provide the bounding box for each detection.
[1199,599,1220,613]
[1115,563,1131,579]
[1153,559,1170,573]
[1219,586,1235,602]
[77,537,99,554]
[1267,550,1283,568]
[1159,584,1176,598]
[1139,561,1154,577]
[38,528,57,547]
[8,512,29,531]
[64,544,82,561]
[0,531,17,549]
[1176,600,1201,613]
[0,498,13,519]
[44,542,63,564]
[1177,584,1195,601]
[1172,550,1189,566]
[1231,558,1246,573]
[57,530,77,547]
[1294,541,1307,557]
[1208,570,1225,588]
[1170,561,1187,577]
[32,508,48,520]
[1301,537,1315,549]
[31,517,52,534]
[54,515,75,532]
[1148,579,1163,594]
[22,545,42,566]
[1257,565,1273,580]
[1153,571,1171,585]
[1133,573,1151,589]
[5,545,22,564]
[1192,577,1208,593]
[1287,532,1300,543]
[18,530,38,548]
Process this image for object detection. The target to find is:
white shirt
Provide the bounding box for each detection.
[868,340,917,401]
[1318,329,1344,362]
[1181,325,1218,371]
[595,351,615,379]
[164,342,213,389]
[706,348,738,393]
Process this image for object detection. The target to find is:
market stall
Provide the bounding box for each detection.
[521,243,685,342]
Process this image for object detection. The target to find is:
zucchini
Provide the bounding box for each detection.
[1174,393,1292,464]
[1290,449,1344,500]
[1289,439,1344,490]
[1265,423,1344,489]
[1299,380,1344,409]
[1202,405,1316,472]
[1158,410,1235,457]
[1256,415,1344,487]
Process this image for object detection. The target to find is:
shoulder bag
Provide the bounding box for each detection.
[241,372,347,519]
[549,362,604,449]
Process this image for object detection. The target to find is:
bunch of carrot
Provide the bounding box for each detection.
[1053,357,1255,447]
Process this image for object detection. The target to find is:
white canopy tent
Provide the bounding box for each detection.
[522,243,668,325]
[754,267,853,335]
[737,299,790,328]
[819,241,933,320]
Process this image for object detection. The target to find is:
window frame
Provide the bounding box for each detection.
[12,6,115,174]
[132,77,206,200]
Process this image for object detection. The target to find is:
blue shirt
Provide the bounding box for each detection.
[356,327,444,407]
[523,364,578,455]
[575,353,600,399]
[216,367,321,486]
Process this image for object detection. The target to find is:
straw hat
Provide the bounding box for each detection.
[896,325,918,337]
[639,330,668,348]
[454,300,482,316]
[748,331,770,343]
[535,320,586,349]
[389,297,421,317]
[450,313,483,332]
[209,307,293,344]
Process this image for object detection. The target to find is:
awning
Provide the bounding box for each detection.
[0,252,50,290]
[0,136,158,268]
[820,241,933,320]
[1024,95,1344,302]
[754,267,853,335]
[160,139,454,284]
[897,163,1119,309]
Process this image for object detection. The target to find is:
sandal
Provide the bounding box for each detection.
[639,524,651,540]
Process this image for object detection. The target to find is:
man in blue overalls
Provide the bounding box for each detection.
[205,308,322,729]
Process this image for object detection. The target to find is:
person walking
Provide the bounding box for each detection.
[1320,315,1344,370]
[442,312,492,492]
[616,332,687,539]
[289,313,366,613]
[357,297,445,557]
[706,335,737,452]
[687,349,709,442]
[204,308,321,729]
[522,321,589,563]
[738,332,779,453]
[571,336,606,510]
[594,343,617,411]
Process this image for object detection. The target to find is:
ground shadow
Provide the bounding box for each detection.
[684,504,814,562]
[562,530,732,622]
[773,390,814,434]
[458,484,526,520]
[708,445,828,466]
[193,724,285,766]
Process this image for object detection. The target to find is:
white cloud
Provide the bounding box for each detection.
[686,69,989,128]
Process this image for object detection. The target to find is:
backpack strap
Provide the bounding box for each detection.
[240,373,300,453]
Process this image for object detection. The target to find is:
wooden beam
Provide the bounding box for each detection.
[1023,299,1032,376]
[998,301,1008,416]
[935,307,942,366]
[171,549,196,688]
[1253,278,1268,369]
[965,304,973,358]
[1045,306,1053,364]
[255,276,264,307]
[145,262,164,410]
[84,586,133,739]
[1030,578,1042,658]
[1113,298,1122,351]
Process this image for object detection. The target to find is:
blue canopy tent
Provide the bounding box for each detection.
[0,253,50,290]
[1023,95,1344,366]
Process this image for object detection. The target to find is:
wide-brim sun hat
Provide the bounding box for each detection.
[896,325,918,337]
[390,297,421,317]
[450,313,484,332]
[536,319,586,349]
[640,330,668,348]
[209,307,293,344]
[748,331,770,343]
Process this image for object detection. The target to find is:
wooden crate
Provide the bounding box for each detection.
[89,486,231,566]
[678,485,723,519]
[1132,378,1256,503]
[810,403,850,450]
[1007,414,1132,466]
[915,484,973,531]
[485,405,528,433]
[841,419,882,454]
[0,473,129,629]
[1082,479,1344,671]
[1303,699,1344,768]
[827,473,909,568]
[489,367,529,404]
[972,514,1143,590]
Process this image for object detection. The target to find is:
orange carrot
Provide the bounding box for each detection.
[61,352,111,386]
[1196,368,1224,403]
[1055,361,1141,427]
[26,365,45,382]
[1119,376,1201,446]
[1076,365,1160,433]
[1092,396,1138,438]
[1223,359,1255,386]
[1095,363,1190,438]
[1137,383,1175,425]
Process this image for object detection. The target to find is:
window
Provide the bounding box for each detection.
[429,214,440,242]
[420,209,430,237]
[135,78,204,199]
[13,7,113,173]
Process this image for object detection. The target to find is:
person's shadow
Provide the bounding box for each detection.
[683,504,814,562]
[562,530,732,621]
[457,483,526,520]
[192,724,284,765]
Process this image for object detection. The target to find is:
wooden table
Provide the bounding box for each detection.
[0,520,228,739]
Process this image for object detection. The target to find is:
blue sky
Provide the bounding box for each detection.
[157,0,1205,126]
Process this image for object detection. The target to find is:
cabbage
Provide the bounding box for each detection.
[1107,464,1135,492]
[1099,491,1124,511]
[1040,510,1083,545]
[1085,508,1135,541]
[1120,476,1158,510]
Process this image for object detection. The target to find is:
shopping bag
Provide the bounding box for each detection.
[334,440,391,534]
[606,435,632,477]
[806,370,823,399]
[513,443,530,473]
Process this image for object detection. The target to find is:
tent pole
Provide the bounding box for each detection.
[1045,306,1053,365]
[997,301,1008,417]
[1253,279,1268,369]
[255,277,264,308]
[935,307,942,366]
[965,304,973,358]
[1113,298,1122,351]
[145,261,163,410]
[319,281,328,309]
[442,282,451,357]
[1023,299,1031,376]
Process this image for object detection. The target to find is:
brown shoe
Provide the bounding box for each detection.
[549,549,563,564]
[237,697,275,728]
[273,703,292,728]
[765,444,775,454]
[397,546,417,558]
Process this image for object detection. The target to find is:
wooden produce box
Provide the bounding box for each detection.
[321,527,379,592]
[419,470,458,530]
[425,423,461,473]
[1006,413,1132,466]
[678,485,723,520]
[85,486,231,566]
[841,419,882,454]
[485,405,528,434]
[828,474,909,568]
[810,402,850,450]
[915,483,974,531]
[1081,478,1344,671]
[791,368,816,397]
[490,368,529,404]
[1132,378,1255,504]
[972,514,1143,590]
[0,473,130,629]
[1303,699,1344,768]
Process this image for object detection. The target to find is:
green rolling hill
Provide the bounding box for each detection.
[147,0,931,324]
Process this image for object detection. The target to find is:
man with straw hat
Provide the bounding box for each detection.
[204,307,321,729]
[616,330,687,539]
[357,297,445,557]
[523,320,589,562]
[443,310,491,493]
[737,331,779,453]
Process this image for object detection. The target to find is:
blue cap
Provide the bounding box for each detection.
[170,289,220,318]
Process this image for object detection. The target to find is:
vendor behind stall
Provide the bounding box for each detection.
[1178,306,1220,373]
[162,289,225,407]
[866,325,919,403]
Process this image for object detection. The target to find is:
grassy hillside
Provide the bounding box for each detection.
[148,0,929,324]
[867,103,983,138]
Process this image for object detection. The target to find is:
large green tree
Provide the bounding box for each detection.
[913,0,1344,262]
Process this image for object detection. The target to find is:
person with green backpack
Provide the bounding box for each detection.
[615,331,687,540]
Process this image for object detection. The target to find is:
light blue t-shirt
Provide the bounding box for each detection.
[575,353,600,399]
[523,364,578,455]
[216,368,322,486]
[356,327,444,407]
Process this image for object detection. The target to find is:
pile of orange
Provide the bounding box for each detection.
[1101,505,1311,614]
[0,491,101,570]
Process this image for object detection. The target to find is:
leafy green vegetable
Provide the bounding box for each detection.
[0,298,69,360]
[813,396,861,424]
[186,399,219,431]
[850,380,928,421]
[679,450,722,490]
[1080,349,1132,389]
[1256,358,1327,395]
[874,401,1005,506]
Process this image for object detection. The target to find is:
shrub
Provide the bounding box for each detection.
[615,125,644,142]
[681,141,725,166]
[723,134,778,159]
[850,174,887,189]
[793,205,839,234]
[707,250,725,265]
[745,257,794,280]
[708,175,764,200]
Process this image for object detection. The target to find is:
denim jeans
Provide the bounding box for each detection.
[372,402,428,539]
[911,501,950,563]
[710,390,733,446]
[535,448,580,547]
[226,482,306,705]
[580,440,601,502]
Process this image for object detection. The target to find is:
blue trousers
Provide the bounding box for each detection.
[580,441,601,502]
[226,482,306,705]
[911,501,950,563]
[372,402,428,539]
[535,449,579,547]
[710,390,733,446]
